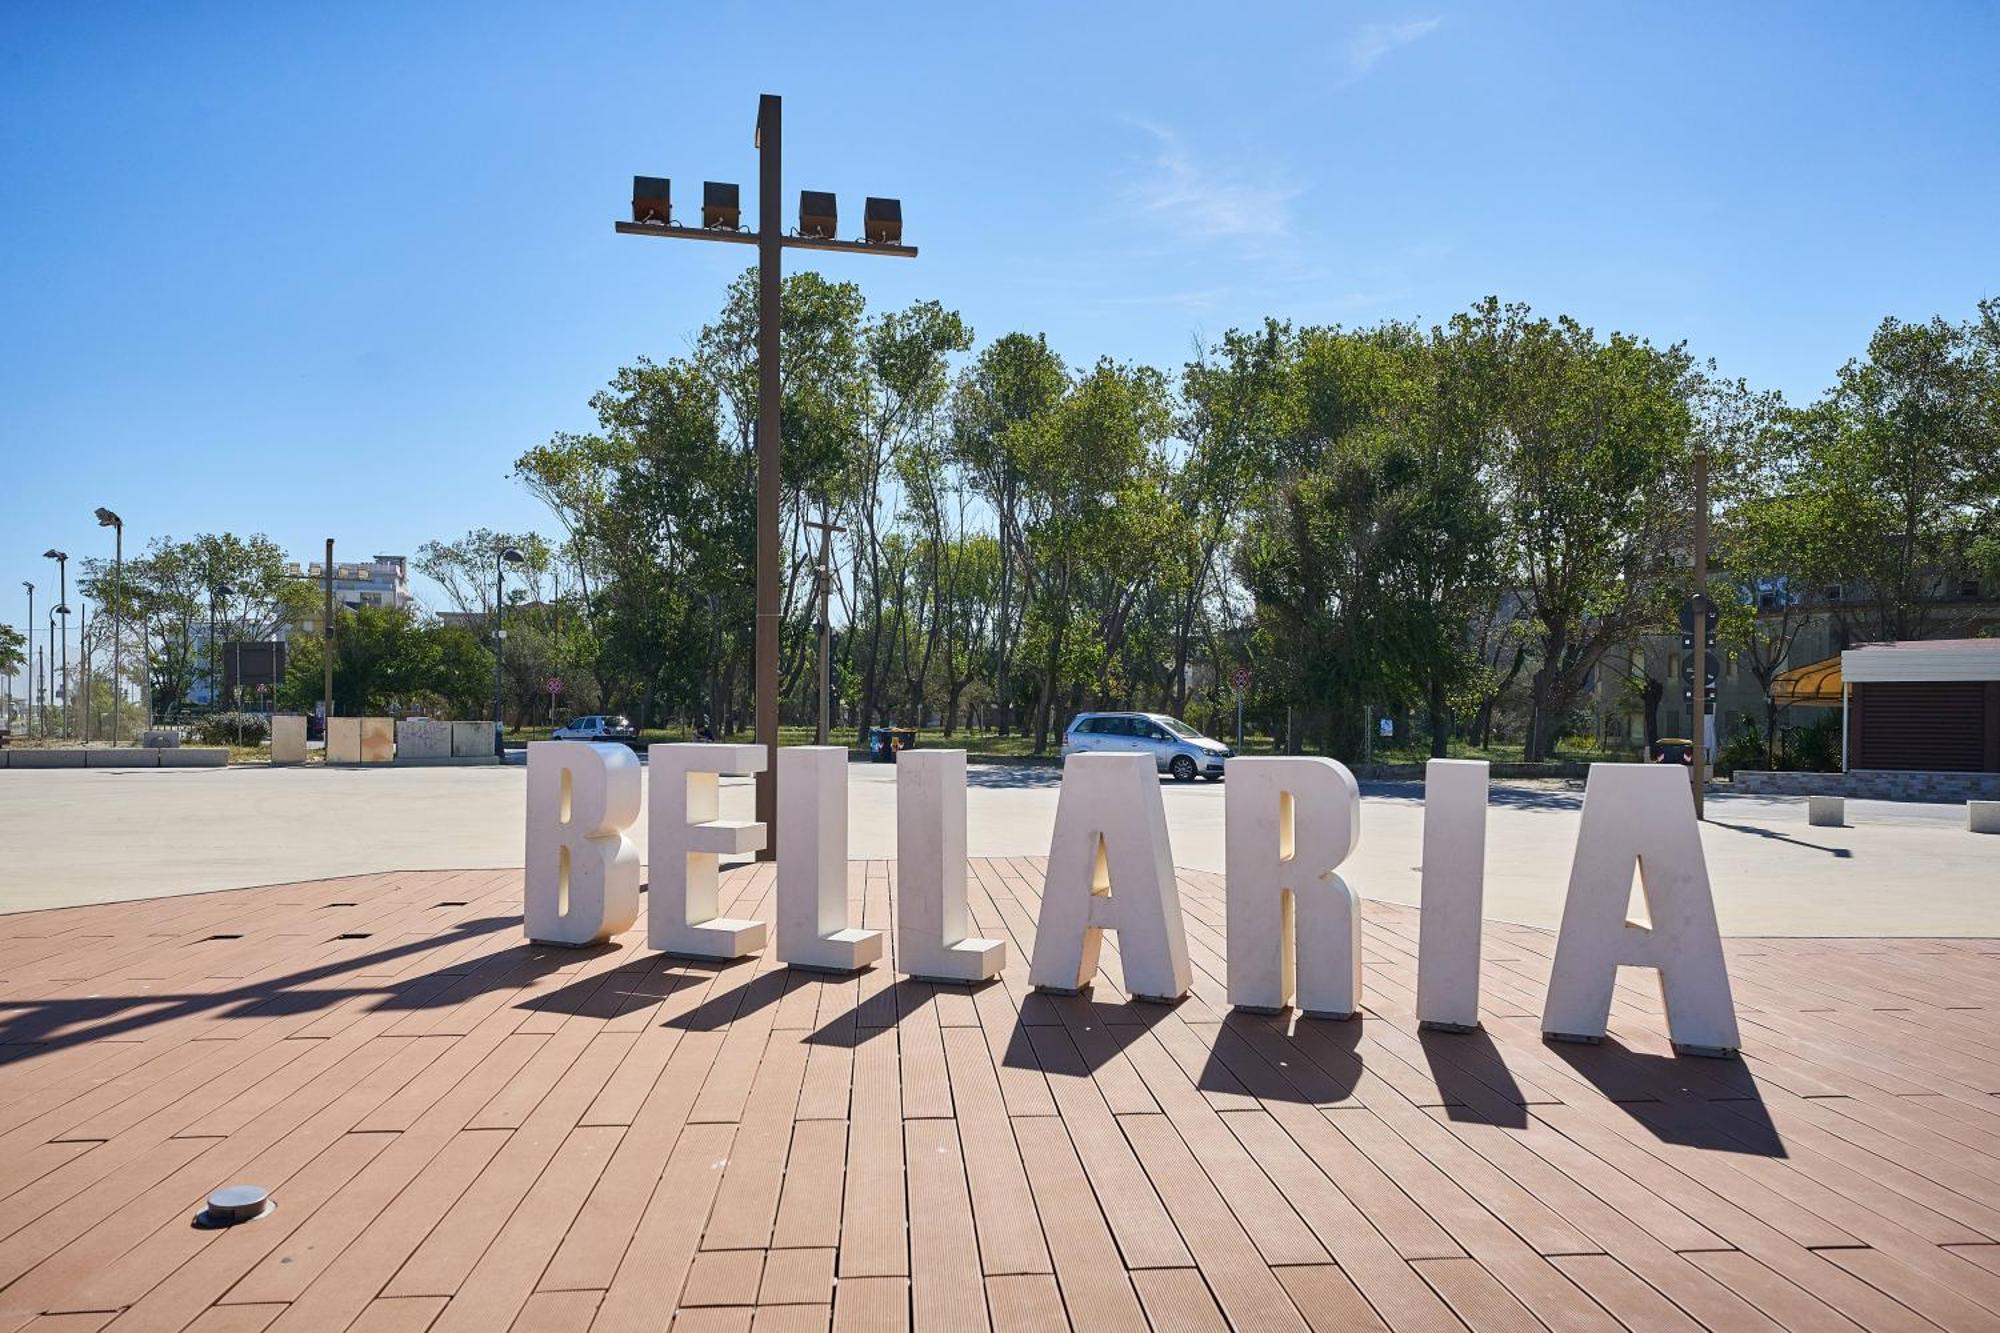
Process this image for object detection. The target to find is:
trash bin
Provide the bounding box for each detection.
[867,727,917,762]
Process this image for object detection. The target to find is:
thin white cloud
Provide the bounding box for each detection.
[1118,119,1299,247]
[1344,16,1442,79]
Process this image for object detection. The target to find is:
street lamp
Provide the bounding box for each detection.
[492,545,525,757]
[615,93,918,854]
[210,583,236,714]
[95,508,123,745]
[43,551,67,737]
[21,582,33,739]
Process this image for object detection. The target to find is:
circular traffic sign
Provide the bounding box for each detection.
[1231,666,1252,692]
[1678,595,1719,637]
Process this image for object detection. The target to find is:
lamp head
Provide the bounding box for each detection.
[500,547,526,565]
[702,181,741,230]
[43,549,66,561]
[864,197,902,245]
[94,507,121,528]
[632,176,672,224]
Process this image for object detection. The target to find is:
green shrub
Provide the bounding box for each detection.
[190,712,269,746]
[1780,713,1842,772]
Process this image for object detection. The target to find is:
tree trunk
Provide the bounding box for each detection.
[1428,674,1450,758]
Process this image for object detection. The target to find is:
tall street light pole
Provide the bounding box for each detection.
[94,509,122,745]
[21,583,33,740]
[493,546,525,757]
[616,91,917,856]
[209,583,233,714]
[43,551,67,737]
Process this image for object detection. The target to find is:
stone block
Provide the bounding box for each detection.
[9,749,87,768]
[451,721,494,758]
[359,717,394,763]
[1807,795,1844,827]
[159,747,227,768]
[270,714,307,766]
[1971,801,2000,835]
[86,748,159,768]
[395,717,453,763]
[140,729,181,749]
[326,717,361,764]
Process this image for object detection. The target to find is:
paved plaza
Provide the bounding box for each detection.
[1,762,1996,934]
[5,760,2000,1328]
[6,858,2000,1330]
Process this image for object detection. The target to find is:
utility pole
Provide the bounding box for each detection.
[803,514,844,746]
[616,92,917,857]
[1690,443,1711,820]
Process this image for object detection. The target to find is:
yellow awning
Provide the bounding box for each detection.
[1772,654,1843,707]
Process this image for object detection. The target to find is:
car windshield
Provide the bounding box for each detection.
[1154,716,1200,739]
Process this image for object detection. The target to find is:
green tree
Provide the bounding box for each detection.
[1798,306,2000,643]
[950,333,1069,735]
[79,533,318,718]
[1486,303,1693,760]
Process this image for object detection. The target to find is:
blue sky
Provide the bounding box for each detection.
[3,1,1996,653]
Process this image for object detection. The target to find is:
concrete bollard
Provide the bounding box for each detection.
[1807,795,1845,827]
[1971,801,2000,835]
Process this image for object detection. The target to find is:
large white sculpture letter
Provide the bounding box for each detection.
[776,746,883,972]
[1417,758,1489,1032]
[647,742,768,959]
[524,741,641,947]
[1029,752,1190,1003]
[1542,764,1740,1056]
[1223,756,1363,1018]
[895,749,1005,983]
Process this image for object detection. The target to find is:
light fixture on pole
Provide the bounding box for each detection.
[210,583,235,714]
[615,93,919,855]
[94,508,123,745]
[21,582,34,740]
[43,551,67,737]
[492,546,525,757]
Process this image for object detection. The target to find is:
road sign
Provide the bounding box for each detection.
[1678,595,1719,638]
[545,677,564,695]
[1679,652,1721,689]
[1231,666,1252,693]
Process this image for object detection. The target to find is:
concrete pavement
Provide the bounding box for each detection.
[1,761,1994,935]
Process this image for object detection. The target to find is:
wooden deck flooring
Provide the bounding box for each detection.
[4,859,2000,1331]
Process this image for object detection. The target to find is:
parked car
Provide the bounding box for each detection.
[1062,711,1231,781]
[1652,737,1694,766]
[552,714,637,745]
[867,726,917,762]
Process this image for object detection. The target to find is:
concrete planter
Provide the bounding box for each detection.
[1972,801,2000,835]
[1807,795,1845,827]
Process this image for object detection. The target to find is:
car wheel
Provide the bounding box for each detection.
[1170,754,1197,783]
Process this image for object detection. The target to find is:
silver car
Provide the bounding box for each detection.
[1061,711,1231,781]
